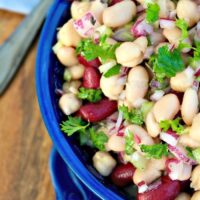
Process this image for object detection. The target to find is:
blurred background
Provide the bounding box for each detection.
[0,1,55,199]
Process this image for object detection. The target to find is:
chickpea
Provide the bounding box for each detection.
[64,64,84,81]
[158,0,176,18]
[59,93,82,115]
[57,19,81,47]
[170,67,195,92]
[191,191,200,200]
[90,0,107,24]
[100,75,125,100]
[56,46,78,67]
[179,134,200,148]
[175,193,191,200]
[177,0,200,27]
[93,151,117,176]
[103,0,136,28]
[191,165,200,191]
[71,1,91,20]
[181,88,199,126]
[189,113,200,143]
[62,80,81,94]
[133,157,166,185]
[116,37,148,67]
[153,94,180,122]
[125,66,149,107]
[107,134,125,152]
[145,111,161,138]
[163,28,182,46]
[125,125,154,152]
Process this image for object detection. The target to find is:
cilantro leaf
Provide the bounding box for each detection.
[78,87,103,103]
[76,35,119,63]
[160,117,184,134]
[146,3,160,24]
[190,41,200,67]
[175,19,189,41]
[104,64,121,78]
[60,116,90,136]
[192,147,200,163]
[140,144,169,159]
[152,45,184,79]
[125,131,135,155]
[119,105,144,125]
[89,128,108,151]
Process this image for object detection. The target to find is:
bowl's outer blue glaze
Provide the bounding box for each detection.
[36,0,125,199]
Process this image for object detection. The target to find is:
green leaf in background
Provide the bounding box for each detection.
[104,64,121,78]
[146,3,160,24]
[78,87,103,103]
[140,144,168,159]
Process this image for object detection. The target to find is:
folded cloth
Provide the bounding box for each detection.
[0,0,40,14]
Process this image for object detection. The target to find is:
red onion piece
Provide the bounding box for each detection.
[131,18,153,38]
[192,80,199,91]
[118,152,126,164]
[194,67,200,77]
[159,18,175,29]
[168,144,197,165]
[138,181,148,193]
[150,90,165,101]
[166,158,192,181]
[160,131,178,146]
[134,134,141,144]
[116,111,123,131]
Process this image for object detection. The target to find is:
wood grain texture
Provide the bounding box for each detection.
[0,10,55,200]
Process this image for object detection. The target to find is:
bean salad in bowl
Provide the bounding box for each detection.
[52,0,200,199]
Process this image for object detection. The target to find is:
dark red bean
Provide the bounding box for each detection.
[78,99,117,122]
[77,55,101,68]
[82,67,100,89]
[110,0,123,6]
[111,163,136,187]
[137,176,180,200]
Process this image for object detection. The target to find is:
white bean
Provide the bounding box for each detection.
[107,134,125,152]
[57,46,78,67]
[177,0,200,27]
[93,151,117,176]
[179,134,200,148]
[153,94,180,122]
[116,37,148,67]
[170,68,195,92]
[158,0,175,18]
[191,191,200,200]
[189,113,200,143]
[71,1,91,20]
[64,64,84,80]
[163,28,182,46]
[57,19,81,47]
[59,93,82,115]
[103,0,136,28]
[175,193,191,200]
[181,88,199,125]
[125,66,149,107]
[133,157,166,185]
[90,0,107,24]
[145,111,161,138]
[62,80,81,94]
[191,165,200,191]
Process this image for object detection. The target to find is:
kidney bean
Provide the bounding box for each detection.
[111,163,136,187]
[137,176,180,200]
[78,99,117,122]
[110,0,123,6]
[82,67,100,89]
[77,55,101,68]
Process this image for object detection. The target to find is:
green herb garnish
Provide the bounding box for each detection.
[146,3,160,24]
[78,87,103,103]
[140,144,169,159]
[104,64,121,78]
[125,131,135,155]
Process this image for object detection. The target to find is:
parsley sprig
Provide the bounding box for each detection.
[78,87,103,103]
[146,3,160,24]
[76,35,119,63]
[160,117,184,134]
[60,116,108,151]
[140,144,169,159]
[119,105,144,125]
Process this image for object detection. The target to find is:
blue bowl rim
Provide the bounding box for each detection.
[35,0,123,199]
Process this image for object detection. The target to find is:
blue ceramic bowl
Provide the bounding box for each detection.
[36,0,136,199]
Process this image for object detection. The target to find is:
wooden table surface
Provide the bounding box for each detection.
[0,10,55,200]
